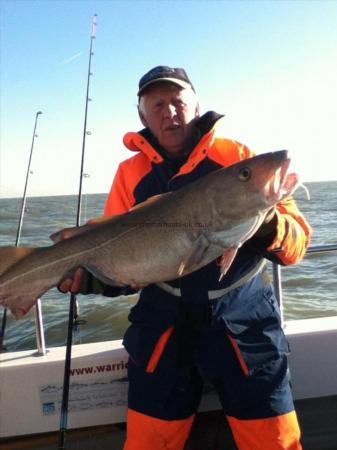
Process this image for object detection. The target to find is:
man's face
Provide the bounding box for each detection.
[138,83,199,156]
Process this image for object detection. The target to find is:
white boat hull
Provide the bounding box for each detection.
[1,316,337,439]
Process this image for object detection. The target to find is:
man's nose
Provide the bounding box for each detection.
[163,104,177,118]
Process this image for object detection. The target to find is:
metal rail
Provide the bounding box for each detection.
[33,299,46,355]
[273,243,337,316]
[305,243,337,254]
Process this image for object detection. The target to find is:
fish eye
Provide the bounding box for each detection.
[238,167,251,181]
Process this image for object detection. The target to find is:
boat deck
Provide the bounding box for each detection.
[3,396,337,450]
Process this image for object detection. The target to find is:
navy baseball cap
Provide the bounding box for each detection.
[138,65,195,96]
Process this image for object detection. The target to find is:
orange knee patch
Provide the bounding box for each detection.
[123,408,195,450]
[227,411,302,450]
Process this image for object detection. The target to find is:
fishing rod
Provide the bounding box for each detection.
[0,110,43,353]
[58,14,97,450]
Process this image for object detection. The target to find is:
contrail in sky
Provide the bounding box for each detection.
[60,52,82,65]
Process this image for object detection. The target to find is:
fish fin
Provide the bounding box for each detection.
[218,247,239,281]
[0,247,36,276]
[210,215,265,249]
[130,193,170,212]
[178,234,210,276]
[50,223,94,243]
[50,213,124,242]
[50,194,171,244]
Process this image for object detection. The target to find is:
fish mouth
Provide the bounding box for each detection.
[267,158,300,203]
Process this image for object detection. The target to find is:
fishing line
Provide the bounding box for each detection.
[0,111,43,353]
[58,14,97,450]
[299,182,310,200]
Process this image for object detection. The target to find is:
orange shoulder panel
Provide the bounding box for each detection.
[175,136,254,178]
[104,154,153,217]
[123,132,164,163]
[208,138,254,167]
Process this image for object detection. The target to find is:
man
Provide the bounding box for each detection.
[60,66,312,449]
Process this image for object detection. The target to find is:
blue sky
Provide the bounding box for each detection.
[1,0,337,198]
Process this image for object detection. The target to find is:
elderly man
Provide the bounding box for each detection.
[61,66,312,449]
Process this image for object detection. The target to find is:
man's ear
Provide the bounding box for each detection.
[138,106,148,128]
[195,102,200,118]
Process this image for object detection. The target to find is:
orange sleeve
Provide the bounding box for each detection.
[103,163,136,217]
[267,196,312,265]
[103,152,153,217]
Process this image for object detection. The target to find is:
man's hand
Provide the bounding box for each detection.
[50,226,85,294]
[50,225,85,243]
[58,267,85,294]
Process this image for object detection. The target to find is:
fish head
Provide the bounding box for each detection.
[208,149,300,232]
[230,150,299,209]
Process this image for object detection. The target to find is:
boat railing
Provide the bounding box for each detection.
[31,243,337,356]
[273,243,337,324]
[33,299,46,355]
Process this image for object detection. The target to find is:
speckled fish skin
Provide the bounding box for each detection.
[0,150,297,319]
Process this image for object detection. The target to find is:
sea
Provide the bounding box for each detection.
[1,182,337,352]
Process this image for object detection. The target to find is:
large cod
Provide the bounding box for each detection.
[0,150,299,319]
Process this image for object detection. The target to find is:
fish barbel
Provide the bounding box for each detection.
[0,150,299,319]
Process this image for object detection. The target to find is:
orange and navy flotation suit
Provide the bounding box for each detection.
[104,112,312,433]
[104,111,311,293]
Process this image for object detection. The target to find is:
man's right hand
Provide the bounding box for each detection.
[58,267,85,294]
[50,226,86,294]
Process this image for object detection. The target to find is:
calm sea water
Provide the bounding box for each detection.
[1,182,337,352]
